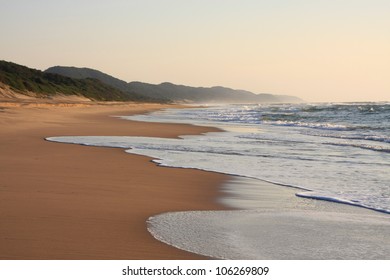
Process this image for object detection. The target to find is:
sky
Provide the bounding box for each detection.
[1,0,389,102]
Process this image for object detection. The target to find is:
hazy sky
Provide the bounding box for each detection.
[1,0,389,102]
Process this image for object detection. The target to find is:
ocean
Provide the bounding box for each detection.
[47,102,390,259]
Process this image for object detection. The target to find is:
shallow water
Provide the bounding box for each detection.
[147,178,390,259]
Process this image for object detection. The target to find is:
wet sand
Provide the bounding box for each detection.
[0,101,228,259]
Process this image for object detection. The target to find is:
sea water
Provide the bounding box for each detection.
[120,102,390,212]
[46,102,390,259]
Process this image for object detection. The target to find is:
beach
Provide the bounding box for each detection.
[1,100,389,260]
[0,100,227,259]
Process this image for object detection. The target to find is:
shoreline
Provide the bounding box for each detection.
[2,100,389,259]
[0,101,229,259]
[98,105,390,259]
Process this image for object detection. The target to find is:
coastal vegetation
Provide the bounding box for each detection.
[0,60,153,102]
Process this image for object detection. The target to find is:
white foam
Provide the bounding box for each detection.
[46,130,390,214]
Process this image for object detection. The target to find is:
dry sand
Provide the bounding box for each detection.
[0,101,228,259]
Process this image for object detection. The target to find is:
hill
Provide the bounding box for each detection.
[46,66,130,92]
[0,61,152,102]
[46,66,302,104]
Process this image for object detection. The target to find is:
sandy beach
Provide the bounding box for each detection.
[0,100,228,259]
[2,99,389,260]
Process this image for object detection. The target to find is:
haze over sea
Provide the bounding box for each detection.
[47,102,390,259]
